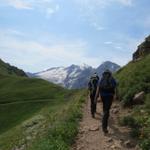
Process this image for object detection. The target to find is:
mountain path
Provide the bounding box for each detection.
[72,97,140,150]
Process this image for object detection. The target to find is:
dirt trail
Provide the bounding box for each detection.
[72,97,140,150]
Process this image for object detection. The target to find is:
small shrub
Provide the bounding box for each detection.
[30,138,69,150]
[140,138,150,150]
[119,115,140,128]
[130,128,140,138]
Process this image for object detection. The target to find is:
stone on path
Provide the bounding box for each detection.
[89,125,99,131]
[110,144,121,150]
[80,126,89,133]
[124,140,136,148]
[111,108,119,114]
[106,138,113,143]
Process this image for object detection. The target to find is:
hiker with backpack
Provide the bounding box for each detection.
[94,70,117,134]
[88,73,99,118]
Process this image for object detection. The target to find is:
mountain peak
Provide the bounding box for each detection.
[80,63,91,69]
[96,61,120,75]
[68,64,91,71]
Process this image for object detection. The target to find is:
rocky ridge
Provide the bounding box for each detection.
[133,35,150,61]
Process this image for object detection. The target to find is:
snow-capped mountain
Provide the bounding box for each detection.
[32,62,120,89]
[63,64,93,89]
[34,67,68,86]
[96,61,120,77]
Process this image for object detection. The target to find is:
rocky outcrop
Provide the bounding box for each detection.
[133,91,145,104]
[133,35,150,61]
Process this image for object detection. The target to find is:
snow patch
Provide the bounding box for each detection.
[35,67,68,85]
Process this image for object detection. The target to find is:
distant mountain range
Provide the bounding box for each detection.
[30,61,120,89]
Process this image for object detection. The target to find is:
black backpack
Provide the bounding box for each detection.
[89,77,99,93]
[99,76,115,93]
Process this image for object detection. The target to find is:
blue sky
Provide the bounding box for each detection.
[0,0,150,72]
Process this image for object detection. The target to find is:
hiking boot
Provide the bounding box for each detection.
[92,113,95,118]
[103,128,108,134]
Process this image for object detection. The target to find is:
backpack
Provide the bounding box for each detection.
[99,76,116,93]
[89,77,99,94]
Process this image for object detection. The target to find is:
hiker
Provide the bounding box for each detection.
[88,73,99,118]
[95,70,117,134]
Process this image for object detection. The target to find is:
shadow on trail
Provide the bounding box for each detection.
[107,116,130,142]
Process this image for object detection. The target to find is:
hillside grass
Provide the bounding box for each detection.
[0,75,69,104]
[28,91,85,150]
[119,94,150,150]
[0,59,26,77]
[115,54,150,106]
[116,55,150,150]
[0,74,86,150]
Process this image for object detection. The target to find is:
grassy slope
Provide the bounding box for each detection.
[115,54,150,105]
[115,54,150,150]
[0,74,86,150]
[28,90,85,150]
[0,59,27,77]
